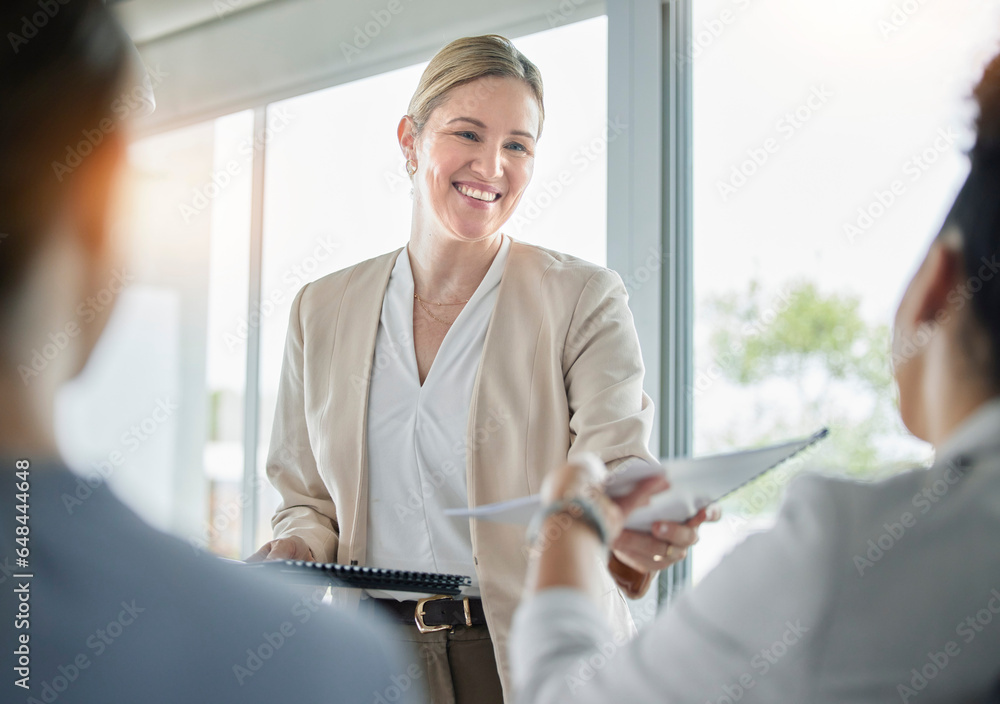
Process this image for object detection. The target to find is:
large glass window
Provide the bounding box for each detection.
[56,111,254,554]
[690,0,1000,581]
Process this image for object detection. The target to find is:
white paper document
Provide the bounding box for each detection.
[444,429,828,532]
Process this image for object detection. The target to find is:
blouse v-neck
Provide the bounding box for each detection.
[397,235,511,390]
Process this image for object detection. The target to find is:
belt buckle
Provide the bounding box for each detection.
[414,595,473,634]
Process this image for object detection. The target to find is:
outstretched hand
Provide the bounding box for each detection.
[611,505,722,574]
[245,536,315,563]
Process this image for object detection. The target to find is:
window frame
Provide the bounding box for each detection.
[608,0,694,603]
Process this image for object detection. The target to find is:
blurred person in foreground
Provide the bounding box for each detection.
[510,48,1000,703]
[0,2,416,702]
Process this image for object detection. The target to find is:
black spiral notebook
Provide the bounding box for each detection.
[242,560,472,595]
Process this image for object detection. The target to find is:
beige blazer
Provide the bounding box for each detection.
[266,238,656,698]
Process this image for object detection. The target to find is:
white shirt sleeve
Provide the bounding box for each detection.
[510,476,849,704]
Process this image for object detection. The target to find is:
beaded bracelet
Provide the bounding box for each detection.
[526,496,610,548]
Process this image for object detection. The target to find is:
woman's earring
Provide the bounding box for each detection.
[406,159,417,177]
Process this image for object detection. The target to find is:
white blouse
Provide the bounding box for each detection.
[364,234,511,600]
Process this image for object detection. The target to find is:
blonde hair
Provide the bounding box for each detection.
[407,34,545,139]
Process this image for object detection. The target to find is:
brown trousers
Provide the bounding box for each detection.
[389,622,505,704]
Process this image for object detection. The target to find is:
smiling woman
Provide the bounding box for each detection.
[248,33,716,704]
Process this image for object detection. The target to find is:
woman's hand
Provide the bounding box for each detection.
[611,505,722,574]
[245,536,315,563]
[536,455,723,598]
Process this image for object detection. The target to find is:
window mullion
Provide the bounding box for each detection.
[241,104,267,559]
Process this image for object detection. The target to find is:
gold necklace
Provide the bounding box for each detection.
[413,292,470,325]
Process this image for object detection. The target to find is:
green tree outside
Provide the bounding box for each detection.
[699,280,931,516]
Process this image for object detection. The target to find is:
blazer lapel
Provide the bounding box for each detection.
[467,240,547,505]
[327,247,402,565]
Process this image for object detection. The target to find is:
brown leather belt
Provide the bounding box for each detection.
[370,596,487,634]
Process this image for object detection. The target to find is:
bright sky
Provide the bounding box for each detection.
[692,0,1000,323]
